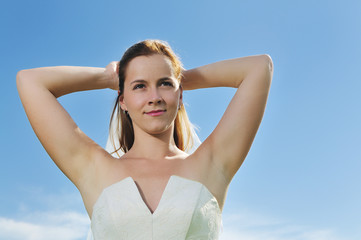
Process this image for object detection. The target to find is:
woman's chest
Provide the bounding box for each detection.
[83,156,227,218]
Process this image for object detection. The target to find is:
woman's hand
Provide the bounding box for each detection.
[104,61,119,91]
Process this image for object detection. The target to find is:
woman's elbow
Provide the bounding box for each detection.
[16,69,35,92]
[257,54,273,82]
[262,54,273,75]
[16,70,27,89]
[16,69,32,84]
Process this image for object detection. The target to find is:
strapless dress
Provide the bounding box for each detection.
[88,175,223,239]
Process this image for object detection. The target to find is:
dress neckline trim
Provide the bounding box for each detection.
[91,175,221,219]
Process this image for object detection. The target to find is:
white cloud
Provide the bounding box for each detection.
[2,191,344,240]
[220,209,342,240]
[0,211,90,240]
[1,208,343,240]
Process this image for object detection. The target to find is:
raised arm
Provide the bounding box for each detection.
[16,63,118,188]
[182,55,273,182]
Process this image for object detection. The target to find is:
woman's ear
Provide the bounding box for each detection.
[179,84,183,106]
[119,95,127,111]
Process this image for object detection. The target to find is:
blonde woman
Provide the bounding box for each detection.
[17,40,273,239]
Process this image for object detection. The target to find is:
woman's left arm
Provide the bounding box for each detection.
[182,55,273,182]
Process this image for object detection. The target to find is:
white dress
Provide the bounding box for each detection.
[88,175,223,239]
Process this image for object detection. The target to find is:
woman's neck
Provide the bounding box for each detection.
[127,125,183,160]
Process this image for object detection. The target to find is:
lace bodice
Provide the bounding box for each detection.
[88,175,223,239]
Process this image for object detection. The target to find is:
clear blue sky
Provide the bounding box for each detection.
[1,0,361,239]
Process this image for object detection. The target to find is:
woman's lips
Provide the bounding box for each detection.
[145,110,166,116]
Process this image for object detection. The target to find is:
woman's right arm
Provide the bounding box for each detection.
[16,64,118,188]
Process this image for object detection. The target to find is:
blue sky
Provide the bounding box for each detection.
[1,0,361,239]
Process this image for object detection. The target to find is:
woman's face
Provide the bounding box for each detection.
[119,54,182,135]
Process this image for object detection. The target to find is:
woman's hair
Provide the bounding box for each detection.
[108,39,199,156]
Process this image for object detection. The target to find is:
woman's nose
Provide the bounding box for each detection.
[148,90,163,105]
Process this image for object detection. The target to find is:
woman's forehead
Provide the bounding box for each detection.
[125,54,175,81]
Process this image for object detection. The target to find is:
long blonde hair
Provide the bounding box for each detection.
[108,40,199,157]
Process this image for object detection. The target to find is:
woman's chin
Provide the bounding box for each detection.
[132,119,174,136]
[145,124,173,135]
[148,127,171,135]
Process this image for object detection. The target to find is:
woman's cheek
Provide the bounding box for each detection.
[129,94,146,109]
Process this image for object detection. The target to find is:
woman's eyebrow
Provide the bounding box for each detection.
[130,79,146,85]
[158,77,178,83]
[129,77,175,86]
[158,77,172,81]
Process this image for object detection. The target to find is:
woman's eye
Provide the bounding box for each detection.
[161,81,174,87]
[133,84,145,90]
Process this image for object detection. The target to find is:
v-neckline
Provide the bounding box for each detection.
[128,175,175,216]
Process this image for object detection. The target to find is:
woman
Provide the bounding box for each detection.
[17,40,273,239]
